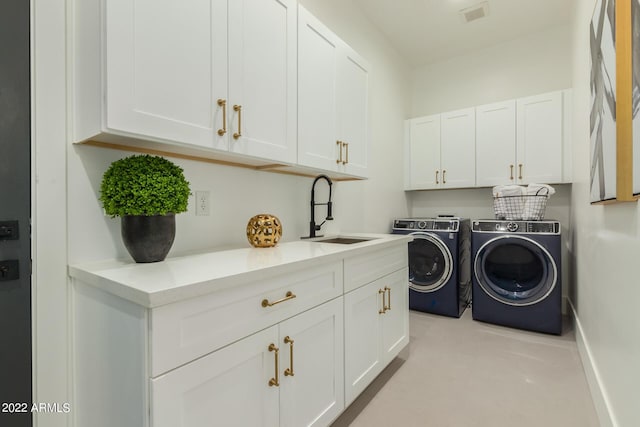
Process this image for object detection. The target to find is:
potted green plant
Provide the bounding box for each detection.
[100,154,191,263]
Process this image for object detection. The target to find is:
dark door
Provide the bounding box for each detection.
[408,233,452,293]
[474,236,557,306]
[0,0,32,425]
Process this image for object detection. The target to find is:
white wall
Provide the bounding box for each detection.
[570,1,640,426]
[407,24,574,311]
[411,24,573,116]
[67,0,412,264]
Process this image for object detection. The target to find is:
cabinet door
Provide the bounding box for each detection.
[298,6,340,171]
[228,0,297,163]
[150,326,279,427]
[337,45,369,177]
[343,280,384,406]
[440,108,476,188]
[380,269,409,364]
[476,100,517,186]
[104,0,228,149]
[279,298,344,427]
[516,91,563,184]
[406,115,441,189]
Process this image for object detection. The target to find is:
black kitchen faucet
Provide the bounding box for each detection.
[307,174,333,238]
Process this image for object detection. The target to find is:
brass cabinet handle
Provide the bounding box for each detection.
[510,165,514,180]
[284,336,294,377]
[336,140,343,164]
[442,170,446,184]
[233,104,242,140]
[268,344,280,387]
[343,142,349,165]
[262,291,296,308]
[518,164,523,180]
[378,288,386,314]
[217,99,227,136]
[435,170,439,184]
[385,286,391,311]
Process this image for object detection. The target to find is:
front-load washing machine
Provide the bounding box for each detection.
[392,218,471,317]
[471,220,562,334]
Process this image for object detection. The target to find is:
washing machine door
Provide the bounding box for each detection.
[408,232,453,293]
[474,235,557,306]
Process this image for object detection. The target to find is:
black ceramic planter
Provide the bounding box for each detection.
[121,214,176,263]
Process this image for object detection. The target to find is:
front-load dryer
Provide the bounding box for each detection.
[471,220,562,334]
[392,218,471,317]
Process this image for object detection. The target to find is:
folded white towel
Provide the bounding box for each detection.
[526,183,556,197]
[492,185,526,197]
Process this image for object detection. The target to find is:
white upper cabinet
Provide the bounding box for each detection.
[298,6,370,178]
[476,100,517,186]
[405,115,441,190]
[227,0,297,163]
[476,90,566,186]
[405,109,475,190]
[440,108,476,189]
[74,0,297,164]
[516,91,564,184]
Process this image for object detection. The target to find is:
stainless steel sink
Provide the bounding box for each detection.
[312,237,375,244]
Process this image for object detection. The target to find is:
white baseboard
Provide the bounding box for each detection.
[569,300,616,427]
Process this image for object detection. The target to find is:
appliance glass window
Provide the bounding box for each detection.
[409,235,452,292]
[475,237,556,306]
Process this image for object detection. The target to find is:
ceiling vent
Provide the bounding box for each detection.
[459,2,489,23]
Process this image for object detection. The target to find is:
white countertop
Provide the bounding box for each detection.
[68,233,411,308]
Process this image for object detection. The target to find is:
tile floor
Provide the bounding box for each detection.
[332,309,599,427]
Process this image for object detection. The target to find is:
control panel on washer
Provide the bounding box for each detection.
[472,220,560,235]
[393,218,460,232]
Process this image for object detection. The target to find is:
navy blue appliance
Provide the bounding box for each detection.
[471,220,562,335]
[392,218,471,318]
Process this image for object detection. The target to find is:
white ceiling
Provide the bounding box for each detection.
[352,0,576,67]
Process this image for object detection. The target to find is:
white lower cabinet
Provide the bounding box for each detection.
[71,239,410,427]
[151,298,344,427]
[344,268,409,405]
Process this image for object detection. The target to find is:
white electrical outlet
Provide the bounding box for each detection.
[195,191,210,216]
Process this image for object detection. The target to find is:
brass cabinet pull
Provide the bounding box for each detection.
[343,142,349,165]
[217,99,227,136]
[435,170,439,184]
[510,165,514,180]
[518,164,523,180]
[284,336,295,377]
[268,344,280,387]
[233,104,242,139]
[378,288,386,314]
[442,170,446,184]
[262,291,296,308]
[336,140,343,164]
[385,286,391,311]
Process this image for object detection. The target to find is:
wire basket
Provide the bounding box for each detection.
[493,194,548,220]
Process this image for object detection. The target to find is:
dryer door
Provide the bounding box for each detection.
[474,235,557,306]
[408,232,453,293]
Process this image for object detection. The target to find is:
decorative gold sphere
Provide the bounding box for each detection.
[246,214,282,248]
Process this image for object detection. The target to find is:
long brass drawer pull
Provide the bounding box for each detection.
[262,291,296,308]
[217,99,227,136]
[378,288,386,314]
[233,104,242,140]
[510,164,514,180]
[518,164,523,180]
[268,344,280,387]
[343,142,349,165]
[435,170,439,184]
[385,286,391,311]
[284,336,295,377]
[442,170,446,184]
[336,140,343,164]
